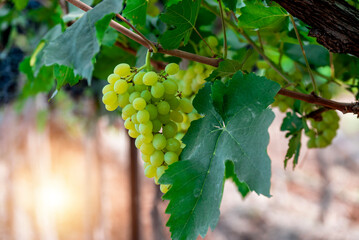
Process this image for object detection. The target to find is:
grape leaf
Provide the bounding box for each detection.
[280,111,304,169]
[225,161,250,198]
[160,72,280,240]
[165,0,182,7]
[284,43,329,67]
[206,60,242,82]
[223,0,237,12]
[12,0,29,10]
[159,0,201,49]
[238,2,288,29]
[54,65,82,90]
[43,0,123,83]
[123,0,147,27]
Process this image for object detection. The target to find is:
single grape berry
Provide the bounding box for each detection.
[143,71,158,86]
[165,63,179,75]
[114,63,131,77]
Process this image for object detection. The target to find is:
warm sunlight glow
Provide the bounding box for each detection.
[37,180,70,215]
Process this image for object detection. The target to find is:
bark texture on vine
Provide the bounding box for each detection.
[274,0,359,57]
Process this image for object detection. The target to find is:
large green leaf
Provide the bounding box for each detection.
[284,43,329,67]
[206,60,242,82]
[238,2,288,29]
[159,0,201,49]
[123,0,147,27]
[160,72,280,240]
[43,0,123,82]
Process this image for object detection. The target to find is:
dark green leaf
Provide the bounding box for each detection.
[284,132,302,169]
[43,0,123,82]
[225,161,250,198]
[238,3,288,29]
[160,72,280,240]
[12,0,29,10]
[284,43,329,67]
[223,0,237,12]
[206,60,242,82]
[165,0,182,7]
[54,65,82,90]
[159,0,201,49]
[123,0,147,27]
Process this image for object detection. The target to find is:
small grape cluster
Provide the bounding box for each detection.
[102,63,194,193]
[306,110,340,148]
[272,94,295,113]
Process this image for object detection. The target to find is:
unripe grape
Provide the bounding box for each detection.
[141,90,152,102]
[140,142,155,155]
[114,63,131,77]
[137,110,150,123]
[157,101,170,115]
[139,121,153,135]
[156,165,168,179]
[166,138,181,152]
[143,162,150,169]
[160,184,170,194]
[102,91,117,105]
[128,85,135,94]
[143,71,158,86]
[102,84,113,94]
[118,92,130,108]
[144,165,156,178]
[124,118,135,130]
[151,82,165,98]
[141,153,150,163]
[129,92,141,103]
[170,110,183,123]
[163,122,177,138]
[131,113,139,124]
[164,152,178,165]
[153,134,167,150]
[193,63,204,74]
[150,150,164,167]
[179,98,193,113]
[157,114,171,124]
[134,72,145,85]
[133,97,147,110]
[114,79,128,94]
[152,119,162,133]
[135,137,144,148]
[323,129,336,141]
[142,133,153,143]
[305,130,316,138]
[145,104,158,120]
[134,84,147,92]
[128,129,140,138]
[105,104,118,111]
[278,102,288,113]
[122,104,136,119]
[207,36,218,47]
[315,136,328,148]
[316,122,327,132]
[167,97,180,110]
[107,73,121,84]
[163,79,178,95]
[165,63,179,75]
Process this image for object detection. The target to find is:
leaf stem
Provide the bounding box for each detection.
[289,14,317,93]
[218,0,227,59]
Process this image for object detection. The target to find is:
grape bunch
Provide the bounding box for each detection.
[271,94,295,113]
[102,62,195,193]
[306,110,340,148]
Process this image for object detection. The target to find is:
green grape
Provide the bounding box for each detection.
[128,85,135,94]
[139,121,153,135]
[141,90,152,103]
[102,84,113,94]
[166,138,180,152]
[143,71,158,86]
[114,63,131,77]
[179,98,193,113]
[141,153,150,163]
[160,184,170,194]
[105,104,118,111]
[102,91,117,105]
[165,63,179,75]
[151,82,165,98]
[163,79,178,95]
[163,122,177,138]
[164,152,178,165]
[107,73,121,84]
[141,133,153,143]
[124,118,135,130]
[137,110,150,123]
[307,138,316,148]
[134,124,140,133]
[131,113,139,124]
[305,130,316,138]
[153,134,167,150]
[323,129,336,141]
[157,101,170,115]
[135,136,144,148]
[143,162,150,169]
[156,165,168,179]
[317,122,327,132]
[167,97,180,110]
[134,84,147,92]
[193,63,204,74]
[152,119,162,132]
[315,136,329,148]
[144,165,156,178]
[128,129,140,138]
[134,72,145,85]
[129,92,141,103]
[122,104,136,120]
[133,97,146,110]
[114,79,128,94]
[150,150,164,167]
[118,92,130,108]
[278,102,289,113]
[157,113,170,124]
[140,142,155,155]
[145,104,158,120]
[170,110,183,123]
[207,36,218,47]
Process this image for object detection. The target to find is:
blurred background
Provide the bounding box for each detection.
[1,0,359,240]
